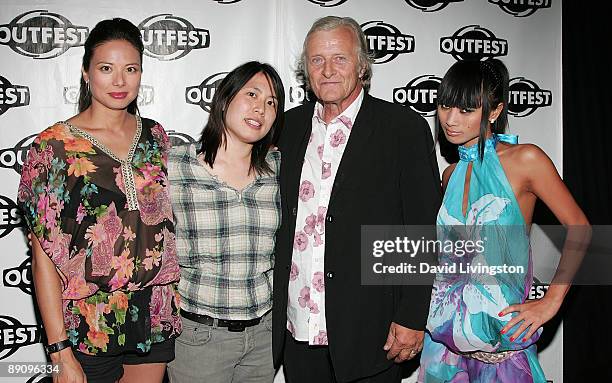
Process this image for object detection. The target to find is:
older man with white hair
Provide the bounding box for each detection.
[272,16,442,383]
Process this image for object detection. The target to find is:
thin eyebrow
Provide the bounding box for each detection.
[249,86,277,100]
[95,61,141,66]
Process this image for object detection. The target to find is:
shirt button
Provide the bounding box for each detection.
[326,271,334,279]
[326,215,333,222]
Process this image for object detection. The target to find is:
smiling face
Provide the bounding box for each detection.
[305,26,364,111]
[82,39,142,112]
[224,71,278,145]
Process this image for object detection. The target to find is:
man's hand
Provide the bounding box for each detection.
[383,322,424,362]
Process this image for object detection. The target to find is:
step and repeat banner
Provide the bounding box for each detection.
[0,0,561,382]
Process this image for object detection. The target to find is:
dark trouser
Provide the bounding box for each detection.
[283,331,402,383]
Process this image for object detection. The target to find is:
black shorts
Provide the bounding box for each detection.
[73,338,175,383]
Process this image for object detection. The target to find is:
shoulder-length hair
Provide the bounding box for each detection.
[436,58,510,159]
[197,61,285,175]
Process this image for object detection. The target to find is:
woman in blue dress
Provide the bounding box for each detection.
[418,59,589,382]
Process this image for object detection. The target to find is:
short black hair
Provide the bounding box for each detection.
[437,58,510,159]
[78,18,144,114]
[197,61,285,175]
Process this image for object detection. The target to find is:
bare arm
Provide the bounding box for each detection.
[500,145,590,341]
[31,236,86,382]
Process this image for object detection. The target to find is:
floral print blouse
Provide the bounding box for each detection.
[17,116,181,355]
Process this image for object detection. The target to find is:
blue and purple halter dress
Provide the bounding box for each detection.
[418,135,547,383]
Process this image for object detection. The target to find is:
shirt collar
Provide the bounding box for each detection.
[313,88,365,130]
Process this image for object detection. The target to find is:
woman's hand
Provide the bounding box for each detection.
[50,348,87,383]
[499,296,562,342]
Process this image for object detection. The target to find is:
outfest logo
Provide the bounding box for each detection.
[489,0,551,17]
[0,134,36,174]
[186,72,228,112]
[306,0,349,7]
[361,21,415,64]
[63,85,154,106]
[0,195,24,239]
[0,10,88,59]
[138,14,210,61]
[403,0,464,12]
[440,25,508,61]
[393,74,442,117]
[288,82,316,105]
[508,77,552,117]
[0,315,41,360]
[0,75,30,116]
[3,257,32,295]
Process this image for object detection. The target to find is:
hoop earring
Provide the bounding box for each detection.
[86,81,90,96]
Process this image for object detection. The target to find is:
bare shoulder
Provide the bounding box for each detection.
[497,142,550,163]
[441,163,457,190]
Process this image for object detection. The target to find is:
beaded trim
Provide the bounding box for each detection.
[462,349,520,364]
[61,116,143,211]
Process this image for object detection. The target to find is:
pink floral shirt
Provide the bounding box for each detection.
[287,90,364,345]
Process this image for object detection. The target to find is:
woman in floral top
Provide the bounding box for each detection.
[17,18,180,383]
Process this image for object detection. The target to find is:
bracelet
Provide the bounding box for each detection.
[45,339,72,355]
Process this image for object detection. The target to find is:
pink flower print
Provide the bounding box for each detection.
[330,129,346,148]
[312,271,325,292]
[338,115,353,130]
[304,214,317,235]
[322,162,331,179]
[308,301,319,314]
[290,262,299,281]
[313,232,323,247]
[317,144,324,160]
[299,180,315,202]
[313,330,328,345]
[76,204,87,224]
[298,286,311,308]
[122,226,136,242]
[293,231,308,252]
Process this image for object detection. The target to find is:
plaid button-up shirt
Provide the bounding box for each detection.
[169,143,281,320]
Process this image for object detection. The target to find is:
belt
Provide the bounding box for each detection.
[462,349,521,364]
[180,310,262,332]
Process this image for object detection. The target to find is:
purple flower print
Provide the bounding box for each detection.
[290,262,299,281]
[312,271,325,292]
[330,129,346,148]
[299,180,315,202]
[317,144,324,160]
[293,231,308,252]
[313,330,328,345]
[298,286,311,308]
[322,162,331,179]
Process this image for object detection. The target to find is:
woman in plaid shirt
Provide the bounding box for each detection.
[167,61,285,383]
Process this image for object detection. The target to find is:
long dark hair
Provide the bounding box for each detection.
[197,61,285,175]
[78,18,144,114]
[436,58,510,159]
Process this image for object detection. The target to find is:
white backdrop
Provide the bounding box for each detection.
[0,0,561,382]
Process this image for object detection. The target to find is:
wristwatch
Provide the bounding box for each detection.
[45,339,72,355]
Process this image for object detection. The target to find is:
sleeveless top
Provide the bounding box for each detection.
[426,134,541,353]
